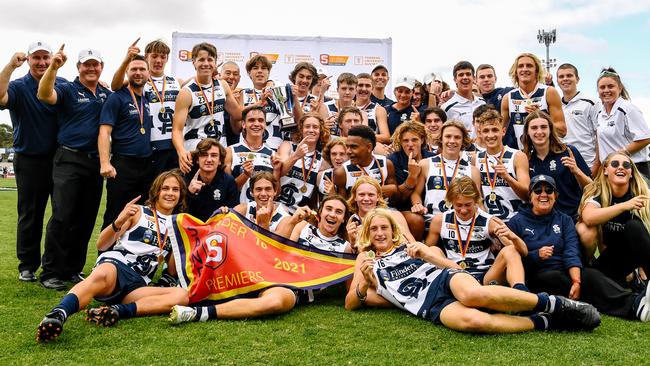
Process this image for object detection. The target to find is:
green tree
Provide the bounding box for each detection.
[0,124,13,148]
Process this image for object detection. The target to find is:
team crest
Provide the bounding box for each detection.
[549,160,557,171]
[213,188,221,200]
[191,231,228,271]
[553,224,561,234]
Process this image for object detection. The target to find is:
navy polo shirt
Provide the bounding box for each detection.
[100,87,153,158]
[0,72,66,155]
[528,145,591,219]
[385,104,413,135]
[370,94,394,108]
[184,169,239,221]
[388,149,435,185]
[55,77,111,153]
[482,87,513,110]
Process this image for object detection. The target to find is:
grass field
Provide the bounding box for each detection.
[0,178,649,365]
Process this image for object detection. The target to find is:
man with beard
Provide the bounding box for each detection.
[99,55,155,230]
[441,61,485,138]
[37,46,111,289]
[221,61,244,145]
[0,41,65,284]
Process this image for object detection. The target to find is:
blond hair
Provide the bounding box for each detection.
[391,120,428,152]
[347,176,387,214]
[445,176,482,207]
[509,53,544,86]
[357,208,403,252]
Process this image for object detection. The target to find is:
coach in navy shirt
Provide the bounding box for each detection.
[37,46,110,289]
[99,54,154,230]
[0,41,64,284]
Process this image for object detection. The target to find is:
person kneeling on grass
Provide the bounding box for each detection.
[344,208,601,333]
[36,170,190,342]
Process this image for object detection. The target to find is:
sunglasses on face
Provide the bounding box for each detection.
[609,160,632,170]
[532,186,555,195]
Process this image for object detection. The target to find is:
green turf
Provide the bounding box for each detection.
[0,178,648,365]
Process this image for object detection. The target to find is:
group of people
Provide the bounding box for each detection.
[2,38,648,342]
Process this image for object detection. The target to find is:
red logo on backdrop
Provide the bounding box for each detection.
[191,231,228,271]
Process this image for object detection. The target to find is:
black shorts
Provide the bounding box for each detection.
[427,268,464,324]
[95,259,148,305]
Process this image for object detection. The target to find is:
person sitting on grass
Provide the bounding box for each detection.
[36,170,189,342]
[344,208,601,333]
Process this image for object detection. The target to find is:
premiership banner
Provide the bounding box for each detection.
[171,32,392,95]
[169,210,356,304]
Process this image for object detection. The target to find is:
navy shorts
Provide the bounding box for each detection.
[426,268,464,324]
[95,259,147,305]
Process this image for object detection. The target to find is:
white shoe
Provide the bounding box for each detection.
[637,284,650,322]
[169,305,197,324]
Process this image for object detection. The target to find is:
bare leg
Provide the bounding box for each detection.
[439,301,534,333]
[69,263,118,308]
[402,211,425,242]
[576,221,599,260]
[450,272,538,313]
[214,287,296,319]
[391,211,416,243]
[483,245,525,287]
[122,286,189,316]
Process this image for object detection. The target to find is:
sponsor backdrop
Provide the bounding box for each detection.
[172,32,392,93]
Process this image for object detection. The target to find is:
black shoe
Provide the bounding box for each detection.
[36,309,65,342]
[19,270,36,282]
[40,277,66,291]
[65,272,85,284]
[155,273,178,288]
[85,306,119,327]
[548,296,601,331]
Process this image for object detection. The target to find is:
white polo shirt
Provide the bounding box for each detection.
[441,93,485,138]
[561,91,599,168]
[597,97,650,163]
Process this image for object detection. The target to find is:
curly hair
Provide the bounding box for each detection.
[291,113,330,149]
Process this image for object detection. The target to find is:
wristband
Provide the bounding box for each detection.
[355,283,367,303]
[111,221,121,232]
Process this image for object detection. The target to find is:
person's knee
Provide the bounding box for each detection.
[457,286,490,308]
[454,311,490,332]
[171,288,189,306]
[263,293,295,315]
[500,245,521,262]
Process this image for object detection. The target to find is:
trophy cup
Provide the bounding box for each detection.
[271,84,297,131]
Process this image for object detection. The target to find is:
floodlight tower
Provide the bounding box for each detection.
[537,29,557,71]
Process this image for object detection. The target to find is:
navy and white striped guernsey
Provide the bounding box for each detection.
[245,201,289,232]
[342,154,388,191]
[297,223,349,253]
[229,141,274,202]
[476,146,523,222]
[359,101,380,134]
[437,209,494,276]
[505,84,549,149]
[145,75,181,151]
[422,152,474,222]
[277,145,323,214]
[183,78,227,150]
[241,88,283,150]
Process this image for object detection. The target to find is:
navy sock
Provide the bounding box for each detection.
[195,306,218,322]
[530,313,549,330]
[534,293,549,312]
[513,283,530,292]
[53,293,80,321]
[111,303,137,319]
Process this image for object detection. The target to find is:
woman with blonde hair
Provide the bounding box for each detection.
[577,152,650,295]
[344,208,601,333]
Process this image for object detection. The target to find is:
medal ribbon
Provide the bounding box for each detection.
[453,213,477,259]
[357,158,384,186]
[151,207,170,258]
[128,86,145,133]
[301,151,317,186]
[148,77,166,109]
[440,157,461,192]
[196,77,215,123]
[484,148,506,192]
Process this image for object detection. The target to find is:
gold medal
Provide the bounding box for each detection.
[367,250,376,259]
[459,261,467,270]
[300,185,308,193]
[489,192,497,202]
[140,127,146,135]
[247,153,255,161]
[160,107,166,114]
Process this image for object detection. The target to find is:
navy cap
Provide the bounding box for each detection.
[530,174,557,192]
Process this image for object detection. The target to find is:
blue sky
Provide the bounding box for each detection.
[1,0,649,124]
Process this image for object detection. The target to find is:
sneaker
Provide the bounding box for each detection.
[40,277,66,291]
[19,270,36,282]
[85,306,119,327]
[548,296,601,331]
[36,309,65,342]
[636,284,650,322]
[64,273,85,284]
[169,305,197,324]
[155,273,178,288]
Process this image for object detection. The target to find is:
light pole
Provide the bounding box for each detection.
[537,29,557,72]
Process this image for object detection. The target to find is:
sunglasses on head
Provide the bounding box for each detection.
[609,160,632,170]
[532,186,555,195]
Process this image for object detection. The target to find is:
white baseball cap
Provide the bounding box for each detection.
[423,72,437,85]
[394,76,416,90]
[27,41,52,55]
[78,49,103,63]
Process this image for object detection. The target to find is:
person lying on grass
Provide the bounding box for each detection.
[37,170,189,342]
[344,207,601,333]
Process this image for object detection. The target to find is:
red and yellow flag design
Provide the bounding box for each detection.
[169,211,356,304]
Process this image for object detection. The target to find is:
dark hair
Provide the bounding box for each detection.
[356,72,372,80]
[522,110,567,159]
[191,42,217,60]
[250,171,279,192]
[337,72,358,87]
[242,104,265,121]
[472,104,497,121]
[191,138,226,171]
[557,63,579,78]
[337,106,363,126]
[289,62,318,89]
[129,54,147,64]
[597,67,630,100]
[145,169,187,214]
[144,40,170,55]
[453,61,475,78]
[476,64,495,74]
[245,55,272,73]
[348,125,376,149]
[423,107,447,123]
[318,194,350,237]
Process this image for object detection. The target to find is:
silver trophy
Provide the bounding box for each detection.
[271,84,296,131]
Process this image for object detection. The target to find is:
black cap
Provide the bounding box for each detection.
[529,174,557,192]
